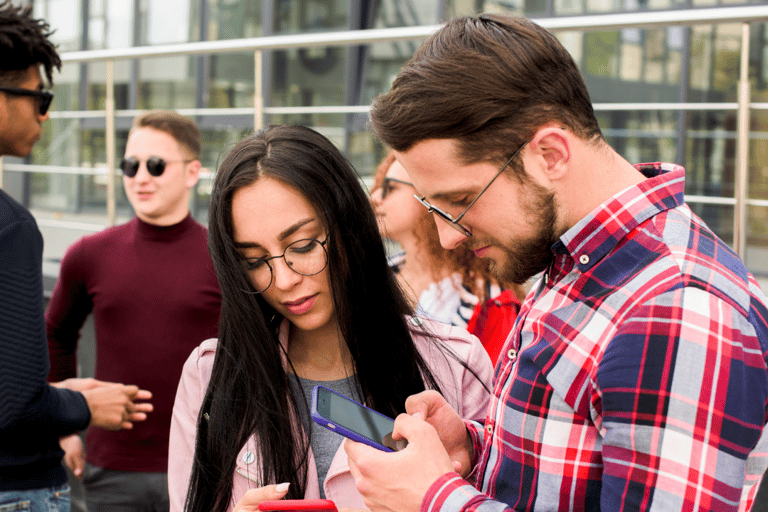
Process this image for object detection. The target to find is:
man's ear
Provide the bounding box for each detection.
[528,125,571,182]
[185,160,202,188]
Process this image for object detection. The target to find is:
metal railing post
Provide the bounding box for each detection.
[106,59,117,226]
[734,22,750,258]
[255,50,264,131]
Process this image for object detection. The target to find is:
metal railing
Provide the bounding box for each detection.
[1,4,768,258]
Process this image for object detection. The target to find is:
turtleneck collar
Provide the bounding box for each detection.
[134,213,197,242]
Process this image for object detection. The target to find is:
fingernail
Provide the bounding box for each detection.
[412,411,424,420]
[275,482,290,493]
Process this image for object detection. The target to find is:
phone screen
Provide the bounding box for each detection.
[314,386,395,448]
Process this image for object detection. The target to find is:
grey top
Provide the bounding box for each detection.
[290,375,360,498]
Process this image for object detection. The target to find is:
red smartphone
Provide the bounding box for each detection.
[257,499,337,511]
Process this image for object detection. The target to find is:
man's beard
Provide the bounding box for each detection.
[482,181,558,285]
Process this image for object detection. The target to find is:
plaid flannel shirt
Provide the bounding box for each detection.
[422,163,768,512]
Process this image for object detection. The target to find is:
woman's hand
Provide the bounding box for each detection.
[232,483,290,512]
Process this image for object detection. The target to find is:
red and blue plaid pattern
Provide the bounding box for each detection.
[422,163,768,512]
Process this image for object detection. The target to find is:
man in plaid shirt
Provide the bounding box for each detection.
[345,13,768,512]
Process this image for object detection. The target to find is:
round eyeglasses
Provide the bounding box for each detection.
[120,156,192,177]
[242,238,328,293]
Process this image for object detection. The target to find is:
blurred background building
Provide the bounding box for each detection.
[0,0,766,290]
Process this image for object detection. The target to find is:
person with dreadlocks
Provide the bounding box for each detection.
[0,2,152,510]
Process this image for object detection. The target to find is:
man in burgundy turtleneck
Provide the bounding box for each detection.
[46,111,222,512]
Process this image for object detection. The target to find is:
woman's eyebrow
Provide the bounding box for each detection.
[233,218,316,249]
[278,218,315,240]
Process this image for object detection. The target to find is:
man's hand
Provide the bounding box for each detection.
[60,434,85,479]
[52,377,115,392]
[80,384,153,430]
[405,390,474,477]
[345,409,457,512]
[232,483,290,512]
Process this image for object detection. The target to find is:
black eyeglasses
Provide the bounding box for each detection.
[120,156,191,177]
[242,238,329,294]
[414,139,531,238]
[380,177,414,199]
[0,86,54,116]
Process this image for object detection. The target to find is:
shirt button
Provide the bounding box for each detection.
[243,451,255,464]
[410,316,423,326]
[486,424,493,434]
[579,254,590,265]
[507,349,517,360]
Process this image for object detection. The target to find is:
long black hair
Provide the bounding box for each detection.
[185,125,445,512]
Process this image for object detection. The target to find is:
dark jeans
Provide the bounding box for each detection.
[82,464,168,512]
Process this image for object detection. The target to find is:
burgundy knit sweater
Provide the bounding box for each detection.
[46,214,221,472]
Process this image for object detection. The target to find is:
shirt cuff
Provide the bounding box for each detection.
[421,472,472,512]
[464,419,484,470]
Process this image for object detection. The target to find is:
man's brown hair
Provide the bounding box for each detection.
[131,110,201,160]
[369,14,602,170]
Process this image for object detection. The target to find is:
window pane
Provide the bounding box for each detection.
[34,0,81,52]
[685,110,737,197]
[146,0,191,44]
[747,205,768,284]
[595,110,678,164]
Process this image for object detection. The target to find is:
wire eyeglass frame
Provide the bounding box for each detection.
[243,237,329,294]
[414,140,531,238]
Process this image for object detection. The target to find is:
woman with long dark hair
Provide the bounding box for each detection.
[168,125,493,512]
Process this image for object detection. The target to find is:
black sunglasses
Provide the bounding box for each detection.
[0,86,54,116]
[120,156,191,177]
[380,177,414,199]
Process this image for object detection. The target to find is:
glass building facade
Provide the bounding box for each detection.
[1,0,766,282]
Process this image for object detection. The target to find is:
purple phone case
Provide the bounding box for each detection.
[310,385,395,452]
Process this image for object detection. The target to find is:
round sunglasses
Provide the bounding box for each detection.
[120,156,191,177]
[0,86,54,116]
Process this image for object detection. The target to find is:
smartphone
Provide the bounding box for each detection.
[257,499,337,511]
[311,385,406,452]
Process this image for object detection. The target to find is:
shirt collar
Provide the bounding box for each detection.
[553,162,686,272]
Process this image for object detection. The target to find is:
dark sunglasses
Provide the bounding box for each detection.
[0,86,54,116]
[120,156,191,177]
[380,177,414,199]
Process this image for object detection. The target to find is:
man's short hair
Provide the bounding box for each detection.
[131,110,201,160]
[0,0,60,86]
[369,14,603,168]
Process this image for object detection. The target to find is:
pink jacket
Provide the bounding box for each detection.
[168,317,493,511]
